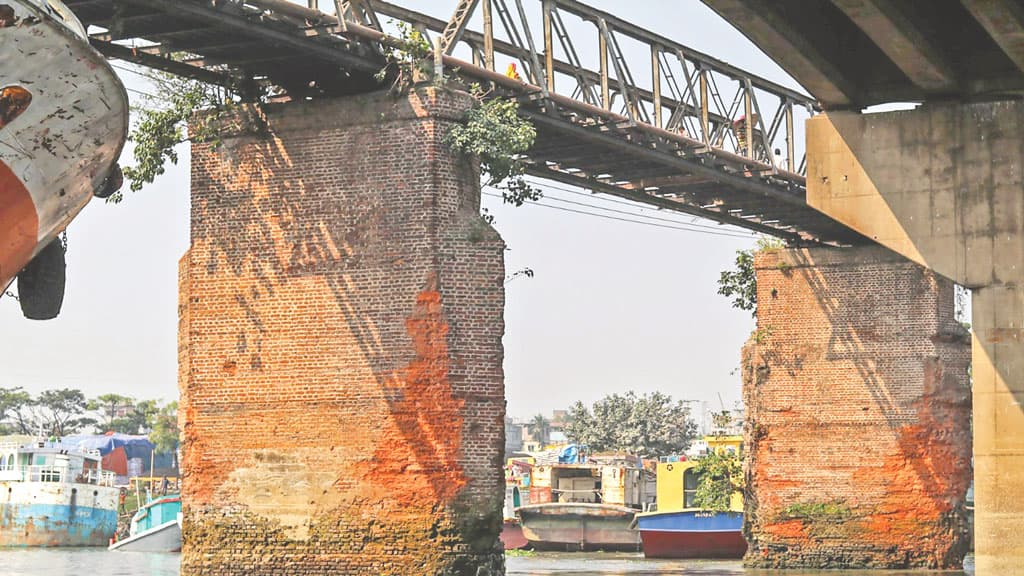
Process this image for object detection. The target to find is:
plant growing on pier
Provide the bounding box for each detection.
[717,237,785,317]
[691,450,743,512]
[444,85,541,207]
[115,70,239,201]
[375,20,432,95]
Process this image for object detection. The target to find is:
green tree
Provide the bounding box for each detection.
[563,391,697,457]
[691,450,743,512]
[36,388,93,436]
[0,387,33,434]
[716,237,785,317]
[149,401,179,468]
[88,393,135,431]
[526,414,551,445]
[109,399,159,434]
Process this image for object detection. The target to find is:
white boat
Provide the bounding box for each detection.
[109,494,182,552]
[1,0,128,319]
[0,437,120,546]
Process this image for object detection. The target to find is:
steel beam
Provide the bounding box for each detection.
[440,0,480,54]
[122,0,380,73]
[89,38,236,87]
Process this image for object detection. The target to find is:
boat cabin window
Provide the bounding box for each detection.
[683,468,700,508]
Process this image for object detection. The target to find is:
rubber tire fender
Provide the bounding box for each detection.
[17,238,66,320]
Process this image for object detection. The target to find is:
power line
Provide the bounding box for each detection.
[536,190,748,231]
[482,192,755,239]
[523,178,754,234]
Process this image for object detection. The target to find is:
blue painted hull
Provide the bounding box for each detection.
[0,502,118,546]
[636,509,746,558]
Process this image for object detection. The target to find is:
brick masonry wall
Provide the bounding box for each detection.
[743,245,972,569]
[178,87,506,575]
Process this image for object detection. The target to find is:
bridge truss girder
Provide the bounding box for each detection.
[62,0,866,246]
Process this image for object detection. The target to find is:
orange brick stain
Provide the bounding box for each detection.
[363,282,468,507]
[178,89,506,575]
[743,247,971,569]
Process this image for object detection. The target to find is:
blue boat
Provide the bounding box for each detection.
[109,494,182,552]
[636,457,746,558]
[635,508,746,558]
[0,437,120,546]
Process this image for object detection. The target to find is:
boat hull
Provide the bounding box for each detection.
[0,0,128,288]
[636,509,746,559]
[109,517,182,553]
[0,481,119,546]
[518,503,640,552]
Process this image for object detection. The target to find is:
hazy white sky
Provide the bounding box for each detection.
[0,1,807,421]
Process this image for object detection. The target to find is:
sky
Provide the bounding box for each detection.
[0,1,810,423]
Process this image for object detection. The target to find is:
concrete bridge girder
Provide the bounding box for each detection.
[806,100,1024,572]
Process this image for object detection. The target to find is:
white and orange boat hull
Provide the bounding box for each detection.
[0,0,128,292]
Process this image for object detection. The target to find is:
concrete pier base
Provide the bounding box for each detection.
[972,284,1024,572]
[807,100,1024,572]
[177,88,506,575]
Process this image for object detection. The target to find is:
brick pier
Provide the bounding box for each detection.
[177,88,506,575]
[742,246,972,568]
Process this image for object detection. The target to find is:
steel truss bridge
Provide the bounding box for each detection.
[64,0,867,245]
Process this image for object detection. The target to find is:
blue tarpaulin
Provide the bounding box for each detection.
[61,433,155,460]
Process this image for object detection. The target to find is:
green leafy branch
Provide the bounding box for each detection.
[691,450,743,512]
[443,85,540,209]
[375,20,432,95]
[114,71,236,202]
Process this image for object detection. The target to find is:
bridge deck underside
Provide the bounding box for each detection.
[65,0,867,246]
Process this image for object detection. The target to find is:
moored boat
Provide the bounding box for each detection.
[638,444,746,559]
[518,502,641,551]
[0,437,120,546]
[516,451,654,551]
[109,494,182,553]
[635,508,746,558]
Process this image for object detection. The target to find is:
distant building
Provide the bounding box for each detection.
[505,418,524,457]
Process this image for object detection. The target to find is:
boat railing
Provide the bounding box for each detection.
[0,465,117,486]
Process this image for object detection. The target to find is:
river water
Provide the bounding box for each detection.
[0,550,974,576]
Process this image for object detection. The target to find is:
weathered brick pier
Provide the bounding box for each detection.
[177,88,506,575]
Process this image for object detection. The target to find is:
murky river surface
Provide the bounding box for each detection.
[0,550,974,575]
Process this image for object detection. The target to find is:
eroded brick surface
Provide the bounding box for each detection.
[743,246,971,569]
[178,88,505,575]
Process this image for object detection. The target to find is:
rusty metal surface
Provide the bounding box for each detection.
[0,0,128,288]
[61,0,869,245]
[518,502,641,551]
[0,481,120,546]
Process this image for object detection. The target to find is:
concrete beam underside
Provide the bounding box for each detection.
[807,101,1024,572]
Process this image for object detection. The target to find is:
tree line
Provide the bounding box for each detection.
[0,388,178,454]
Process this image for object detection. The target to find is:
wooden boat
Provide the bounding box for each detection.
[0,437,120,546]
[109,494,182,553]
[518,502,641,551]
[0,0,127,319]
[516,453,654,551]
[637,458,746,558]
